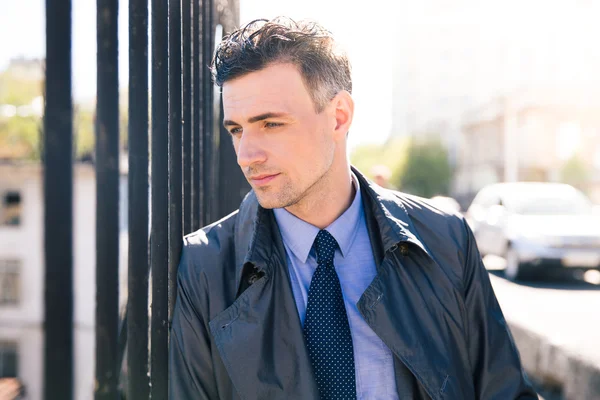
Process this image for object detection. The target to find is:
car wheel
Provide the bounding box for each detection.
[505,247,534,281]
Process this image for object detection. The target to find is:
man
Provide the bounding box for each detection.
[170,17,538,400]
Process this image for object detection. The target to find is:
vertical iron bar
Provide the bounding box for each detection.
[96,0,120,398]
[197,0,205,228]
[44,0,73,398]
[211,23,223,219]
[202,0,215,223]
[150,0,169,397]
[192,0,201,230]
[127,0,150,396]
[201,0,209,224]
[168,0,183,321]
[182,0,192,234]
[210,0,216,221]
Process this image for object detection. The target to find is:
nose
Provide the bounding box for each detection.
[236,130,267,168]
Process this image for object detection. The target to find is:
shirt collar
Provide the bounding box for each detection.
[273,173,363,263]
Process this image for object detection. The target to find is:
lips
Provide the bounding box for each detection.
[248,173,279,186]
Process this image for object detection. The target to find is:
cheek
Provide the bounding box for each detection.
[314,126,335,159]
[291,129,332,175]
[288,134,318,165]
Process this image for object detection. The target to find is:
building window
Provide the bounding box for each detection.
[1,191,22,226]
[0,342,18,378]
[0,260,20,305]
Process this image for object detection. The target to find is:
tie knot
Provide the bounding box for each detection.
[314,230,338,265]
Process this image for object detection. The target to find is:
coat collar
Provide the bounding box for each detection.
[233,166,431,292]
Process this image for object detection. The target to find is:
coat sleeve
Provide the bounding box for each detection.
[169,241,220,399]
[461,218,539,399]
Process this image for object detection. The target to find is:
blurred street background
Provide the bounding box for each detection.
[1,0,600,399]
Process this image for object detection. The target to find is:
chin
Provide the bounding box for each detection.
[254,190,298,210]
[254,194,285,210]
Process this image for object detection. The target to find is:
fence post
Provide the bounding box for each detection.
[168,0,183,326]
[191,0,201,230]
[95,0,121,398]
[150,0,170,397]
[127,0,150,396]
[44,0,74,398]
[182,0,192,235]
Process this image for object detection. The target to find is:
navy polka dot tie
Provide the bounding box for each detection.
[303,230,357,399]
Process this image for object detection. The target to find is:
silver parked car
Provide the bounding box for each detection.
[466,182,600,281]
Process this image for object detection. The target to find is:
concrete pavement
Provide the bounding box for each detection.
[487,264,600,400]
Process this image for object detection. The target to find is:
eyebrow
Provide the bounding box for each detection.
[223,112,289,128]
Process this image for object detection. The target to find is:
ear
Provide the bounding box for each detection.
[330,90,354,141]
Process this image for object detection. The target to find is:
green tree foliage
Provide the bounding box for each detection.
[394,139,452,198]
[74,106,129,159]
[0,69,43,106]
[0,105,129,161]
[120,107,129,150]
[350,137,409,184]
[0,116,41,160]
[73,106,129,160]
[560,155,590,191]
[74,106,95,159]
[0,58,130,161]
[0,60,44,160]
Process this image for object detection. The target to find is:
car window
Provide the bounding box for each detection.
[510,188,593,215]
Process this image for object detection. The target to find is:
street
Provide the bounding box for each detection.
[484,256,600,399]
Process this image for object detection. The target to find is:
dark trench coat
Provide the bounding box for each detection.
[169,168,539,400]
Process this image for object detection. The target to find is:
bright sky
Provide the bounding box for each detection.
[0,0,130,104]
[0,0,393,149]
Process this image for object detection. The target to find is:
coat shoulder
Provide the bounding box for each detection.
[386,189,473,284]
[178,210,240,291]
[390,190,467,239]
[183,209,239,257]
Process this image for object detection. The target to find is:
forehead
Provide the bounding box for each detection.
[222,63,315,120]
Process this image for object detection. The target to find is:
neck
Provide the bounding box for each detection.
[284,162,355,230]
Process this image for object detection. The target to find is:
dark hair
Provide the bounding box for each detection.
[211,17,352,112]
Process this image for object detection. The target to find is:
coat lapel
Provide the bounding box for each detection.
[209,201,318,400]
[358,253,468,400]
[356,169,472,399]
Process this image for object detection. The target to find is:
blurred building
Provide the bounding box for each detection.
[0,162,129,400]
[453,88,600,207]
[391,0,600,167]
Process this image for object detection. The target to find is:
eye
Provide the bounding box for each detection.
[265,122,283,129]
[229,127,242,135]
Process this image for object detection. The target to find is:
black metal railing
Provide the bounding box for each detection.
[43,0,73,398]
[149,0,170,397]
[43,0,245,399]
[126,0,150,396]
[96,0,121,398]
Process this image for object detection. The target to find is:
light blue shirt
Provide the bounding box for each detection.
[273,174,399,399]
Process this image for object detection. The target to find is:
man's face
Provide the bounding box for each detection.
[222,63,336,209]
